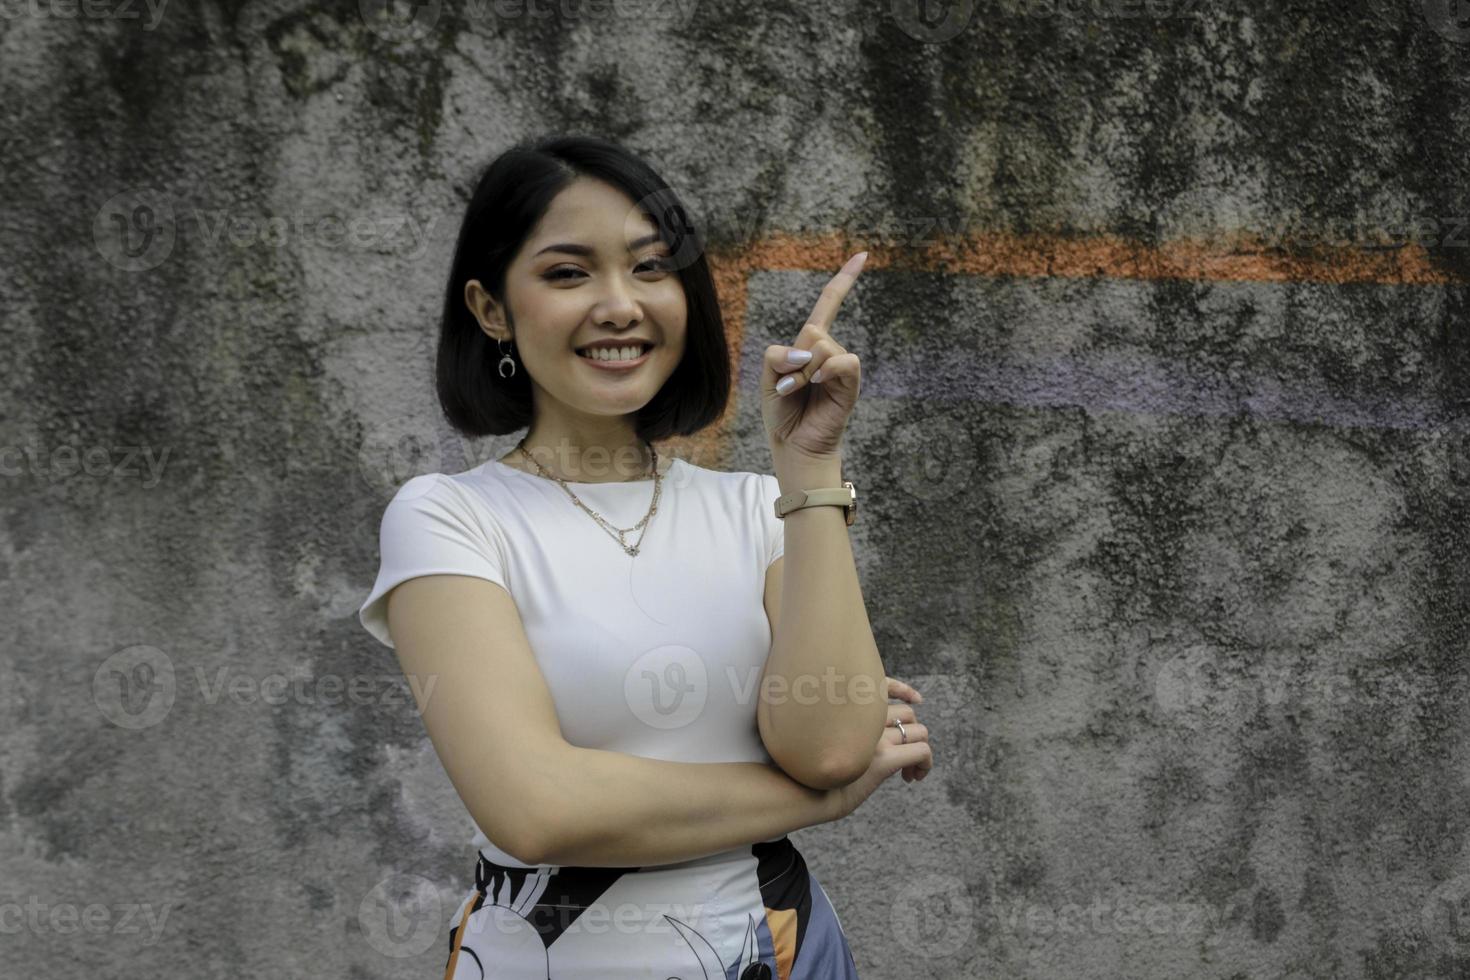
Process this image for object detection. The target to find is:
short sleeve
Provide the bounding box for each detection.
[358,474,511,649]
[756,473,785,569]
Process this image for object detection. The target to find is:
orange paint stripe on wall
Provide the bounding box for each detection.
[683,231,1467,470]
[719,229,1468,283]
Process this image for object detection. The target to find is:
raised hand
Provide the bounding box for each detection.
[760,252,867,467]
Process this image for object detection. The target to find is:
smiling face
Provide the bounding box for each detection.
[466,177,689,431]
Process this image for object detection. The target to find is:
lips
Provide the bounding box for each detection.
[575,343,654,361]
[576,343,654,370]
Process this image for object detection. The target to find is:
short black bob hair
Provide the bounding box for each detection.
[436,134,730,441]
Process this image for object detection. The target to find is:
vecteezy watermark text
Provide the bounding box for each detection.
[358,0,699,42]
[0,0,169,29]
[0,898,174,945]
[93,645,440,730]
[93,188,441,273]
[1257,215,1470,251]
[0,444,170,487]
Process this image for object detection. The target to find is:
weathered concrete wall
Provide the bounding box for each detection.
[2,0,1468,976]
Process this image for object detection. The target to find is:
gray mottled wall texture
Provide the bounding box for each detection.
[3,0,1469,977]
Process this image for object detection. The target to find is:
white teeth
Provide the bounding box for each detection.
[579,345,647,362]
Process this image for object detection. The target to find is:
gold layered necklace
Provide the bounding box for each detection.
[514,437,664,557]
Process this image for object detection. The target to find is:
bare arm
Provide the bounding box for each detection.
[385,574,843,868]
[757,454,889,790]
[537,745,837,867]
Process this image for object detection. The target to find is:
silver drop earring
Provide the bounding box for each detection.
[497,338,517,379]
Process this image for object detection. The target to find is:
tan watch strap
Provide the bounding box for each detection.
[773,481,858,526]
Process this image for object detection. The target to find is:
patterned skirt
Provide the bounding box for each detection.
[442,835,859,979]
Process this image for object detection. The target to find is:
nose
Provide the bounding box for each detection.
[593,275,644,330]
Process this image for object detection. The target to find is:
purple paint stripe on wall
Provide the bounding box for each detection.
[857,355,1469,433]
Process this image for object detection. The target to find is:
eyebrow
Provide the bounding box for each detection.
[533,233,664,259]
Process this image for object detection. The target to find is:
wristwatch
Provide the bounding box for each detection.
[774,481,858,526]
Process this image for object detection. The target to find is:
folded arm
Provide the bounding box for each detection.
[385,574,843,867]
[757,457,889,790]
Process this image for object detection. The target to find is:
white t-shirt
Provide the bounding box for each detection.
[358,455,787,867]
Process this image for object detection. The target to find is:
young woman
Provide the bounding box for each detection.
[358,134,933,978]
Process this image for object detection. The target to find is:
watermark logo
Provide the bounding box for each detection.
[625,645,707,729]
[359,0,442,40]
[1153,644,1227,717]
[93,189,177,273]
[891,413,976,503]
[890,0,975,42]
[357,413,464,500]
[630,188,708,273]
[1422,872,1470,953]
[891,873,975,957]
[93,645,175,731]
[1424,0,1470,42]
[359,873,443,958]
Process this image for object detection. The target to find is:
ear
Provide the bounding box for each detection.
[464,279,511,343]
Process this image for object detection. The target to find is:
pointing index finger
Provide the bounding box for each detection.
[803,251,867,337]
